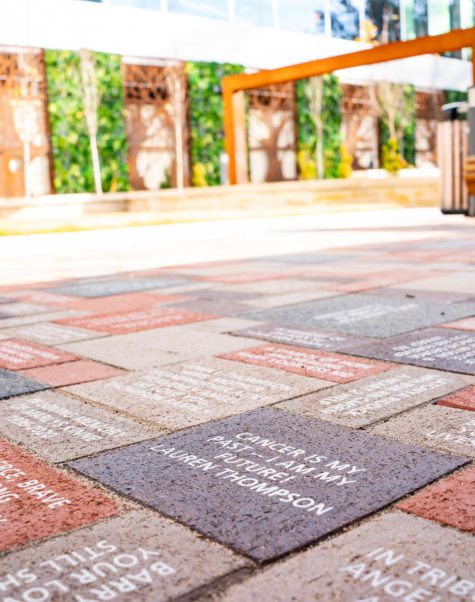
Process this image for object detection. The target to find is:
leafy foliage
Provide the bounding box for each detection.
[45,50,129,193]
[295,74,342,179]
[187,62,244,186]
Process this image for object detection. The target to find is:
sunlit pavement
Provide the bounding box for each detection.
[0,207,470,285]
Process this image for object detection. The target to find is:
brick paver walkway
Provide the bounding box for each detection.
[0,223,474,601]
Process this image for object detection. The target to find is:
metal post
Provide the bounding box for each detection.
[468,86,475,215]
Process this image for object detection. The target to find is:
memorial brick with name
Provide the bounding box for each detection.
[220,344,392,383]
[350,327,475,374]
[0,339,77,371]
[398,465,475,533]
[213,512,475,601]
[51,276,190,298]
[437,385,475,412]
[0,302,52,318]
[0,310,88,330]
[67,359,326,429]
[56,306,217,334]
[69,408,466,562]
[3,322,107,345]
[0,369,49,400]
[278,366,470,427]
[0,509,248,602]
[370,404,475,457]
[229,324,366,353]
[245,295,475,338]
[0,391,162,461]
[0,438,118,551]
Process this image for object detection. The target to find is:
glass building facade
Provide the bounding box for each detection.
[89,0,475,42]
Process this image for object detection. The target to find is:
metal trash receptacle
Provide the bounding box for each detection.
[438,102,469,214]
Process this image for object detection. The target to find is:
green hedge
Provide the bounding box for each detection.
[45,50,129,193]
[295,75,342,179]
[187,61,244,186]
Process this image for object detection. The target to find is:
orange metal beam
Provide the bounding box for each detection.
[223,27,475,185]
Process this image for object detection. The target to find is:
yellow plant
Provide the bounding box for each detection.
[192,163,208,187]
[337,144,353,179]
[297,150,317,180]
[382,137,405,175]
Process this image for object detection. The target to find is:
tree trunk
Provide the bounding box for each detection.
[174,74,184,190]
[89,131,103,195]
[316,119,324,179]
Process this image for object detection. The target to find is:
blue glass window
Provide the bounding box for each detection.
[235,0,274,27]
[330,0,359,39]
[366,0,401,42]
[404,0,428,39]
[278,0,326,35]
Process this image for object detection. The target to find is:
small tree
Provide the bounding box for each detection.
[304,76,324,179]
[372,81,414,160]
[164,64,187,190]
[79,49,102,194]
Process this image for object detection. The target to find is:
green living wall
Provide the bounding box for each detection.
[187,61,244,186]
[45,50,129,193]
[295,75,342,179]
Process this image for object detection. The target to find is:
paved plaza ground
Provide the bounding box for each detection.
[0,208,474,601]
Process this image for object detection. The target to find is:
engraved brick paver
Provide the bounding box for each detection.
[229,323,368,352]
[0,509,249,601]
[350,327,475,374]
[245,294,475,338]
[56,306,217,334]
[279,366,471,427]
[212,512,474,600]
[0,438,118,551]
[67,358,327,429]
[51,276,189,297]
[219,344,392,383]
[1,322,106,345]
[0,391,163,461]
[370,404,475,457]
[69,408,465,562]
[0,339,77,370]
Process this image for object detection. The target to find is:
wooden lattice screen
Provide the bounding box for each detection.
[247,82,297,183]
[123,61,189,190]
[0,47,52,197]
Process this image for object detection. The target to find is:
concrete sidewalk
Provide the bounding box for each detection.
[0,211,473,601]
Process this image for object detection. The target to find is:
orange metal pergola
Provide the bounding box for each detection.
[222,27,475,185]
